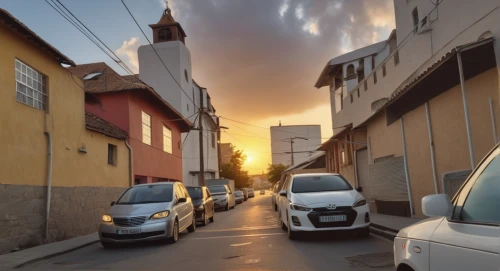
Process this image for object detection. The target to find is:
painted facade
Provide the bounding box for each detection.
[0,9,129,254]
[316,0,500,217]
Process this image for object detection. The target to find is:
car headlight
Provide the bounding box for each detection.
[150,210,170,219]
[102,215,112,222]
[290,204,312,212]
[352,199,367,208]
[195,205,205,211]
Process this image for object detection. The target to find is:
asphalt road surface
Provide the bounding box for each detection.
[21,191,395,271]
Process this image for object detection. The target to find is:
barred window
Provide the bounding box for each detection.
[15,59,47,111]
[142,112,151,145]
[163,126,172,154]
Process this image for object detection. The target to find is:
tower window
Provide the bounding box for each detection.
[159,28,173,41]
[346,64,355,78]
[412,8,419,33]
[184,70,189,82]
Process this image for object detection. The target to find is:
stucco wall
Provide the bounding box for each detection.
[367,111,403,164]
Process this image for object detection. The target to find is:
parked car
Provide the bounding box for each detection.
[277,173,370,240]
[99,183,196,248]
[186,186,215,226]
[260,190,266,195]
[241,188,249,201]
[271,182,280,211]
[394,144,500,271]
[208,185,236,211]
[234,191,244,204]
[247,188,255,198]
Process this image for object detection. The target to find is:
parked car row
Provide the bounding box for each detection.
[272,173,370,240]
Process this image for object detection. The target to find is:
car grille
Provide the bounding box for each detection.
[101,231,165,240]
[113,216,147,227]
[307,206,357,228]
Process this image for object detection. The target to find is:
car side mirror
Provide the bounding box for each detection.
[279,190,287,197]
[178,198,187,203]
[422,194,453,218]
[356,187,363,192]
[111,201,115,206]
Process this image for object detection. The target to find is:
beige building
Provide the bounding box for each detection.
[316,0,500,218]
[0,9,130,254]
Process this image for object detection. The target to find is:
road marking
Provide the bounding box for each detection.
[197,225,280,232]
[184,232,285,240]
[230,242,252,247]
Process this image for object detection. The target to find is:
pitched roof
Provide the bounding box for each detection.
[68,63,192,130]
[85,112,128,140]
[0,8,75,66]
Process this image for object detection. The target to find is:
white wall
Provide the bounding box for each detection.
[270,125,322,166]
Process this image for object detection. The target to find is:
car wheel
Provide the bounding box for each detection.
[201,211,208,226]
[358,227,370,238]
[167,220,179,244]
[225,203,229,211]
[100,241,115,249]
[287,217,299,240]
[274,204,278,211]
[187,215,196,233]
[280,213,287,231]
[209,207,215,222]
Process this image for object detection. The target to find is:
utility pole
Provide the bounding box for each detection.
[198,88,205,186]
[282,136,308,166]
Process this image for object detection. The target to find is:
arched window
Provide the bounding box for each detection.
[346,64,355,78]
[158,28,173,41]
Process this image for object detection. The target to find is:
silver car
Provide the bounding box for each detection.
[208,185,235,211]
[99,183,196,248]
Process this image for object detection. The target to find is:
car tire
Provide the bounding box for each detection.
[187,215,196,233]
[167,220,179,244]
[225,203,229,211]
[287,217,299,240]
[209,207,215,222]
[100,241,115,249]
[274,204,278,211]
[201,210,208,226]
[280,213,287,231]
[358,227,370,238]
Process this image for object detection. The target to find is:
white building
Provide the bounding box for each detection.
[270,125,321,166]
[138,7,219,186]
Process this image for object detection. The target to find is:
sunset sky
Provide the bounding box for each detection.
[4,0,395,174]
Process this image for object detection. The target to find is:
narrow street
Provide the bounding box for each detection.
[21,192,394,271]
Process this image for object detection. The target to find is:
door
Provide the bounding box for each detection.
[355,149,370,201]
[180,184,193,227]
[226,185,235,208]
[429,148,500,270]
[174,184,189,230]
[279,176,292,226]
[204,188,214,217]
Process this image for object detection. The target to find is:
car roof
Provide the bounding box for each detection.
[185,186,204,188]
[292,173,340,177]
[133,182,174,187]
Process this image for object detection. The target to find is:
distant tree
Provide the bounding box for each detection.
[220,148,251,189]
[267,163,288,185]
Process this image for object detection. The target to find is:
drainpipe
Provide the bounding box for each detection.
[488,97,498,144]
[400,118,415,216]
[425,102,439,194]
[457,50,476,169]
[44,131,53,241]
[125,139,133,187]
[353,150,359,188]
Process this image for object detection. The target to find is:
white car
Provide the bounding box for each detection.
[277,173,370,240]
[394,144,500,271]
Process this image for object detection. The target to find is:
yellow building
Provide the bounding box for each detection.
[0,9,130,254]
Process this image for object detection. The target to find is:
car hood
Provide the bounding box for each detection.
[108,202,172,216]
[191,199,203,207]
[397,217,444,240]
[291,190,359,207]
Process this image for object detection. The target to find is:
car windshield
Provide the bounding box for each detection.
[116,185,173,204]
[248,188,254,192]
[186,187,203,199]
[235,191,243,196]
[208,185,227,194]
[292,175,352,193]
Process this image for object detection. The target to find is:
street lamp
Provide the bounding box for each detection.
[281,137,308,166]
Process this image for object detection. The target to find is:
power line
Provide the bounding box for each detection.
[120,0,199,110]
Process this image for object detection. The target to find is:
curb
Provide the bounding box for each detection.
[369,224,398,241]
[12,239,99,269]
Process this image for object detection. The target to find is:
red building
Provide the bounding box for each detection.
[69,63,192,184]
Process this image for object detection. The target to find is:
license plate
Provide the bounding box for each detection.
[116,228,141,235]
[319,215,346,222]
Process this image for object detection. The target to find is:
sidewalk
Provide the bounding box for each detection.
[369,213,423,241]
[0,233,99,270]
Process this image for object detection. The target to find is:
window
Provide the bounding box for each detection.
[117,184,174,204]
[184,70,189,82]
[374,71,378,84]
[187,103,189,112]
[364,81,368,91]
[382,64,387,77]
[357,89,360,98]
[211,133,216,148]
[460,153,500,224]
[412,8,419,33]
[158,28,173,41]
[142,112,151,145]
[341,150,346,165]
[174,185,184,201]
[394,50,400,65]
[163,126,172,153]
[292,175,352,193]
[83,72,102,80]
[15,59,47,111]
[108,144,117,165]
[350,94,353,103]
[346,64,355,78]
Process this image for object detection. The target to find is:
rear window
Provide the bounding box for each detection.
[186,187,203,199]
[208,185,227,193]
[235,191,243,196]
[117,185,173,204]
[291,175,352,193]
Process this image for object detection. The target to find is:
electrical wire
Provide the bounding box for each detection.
[120,0,199,110]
